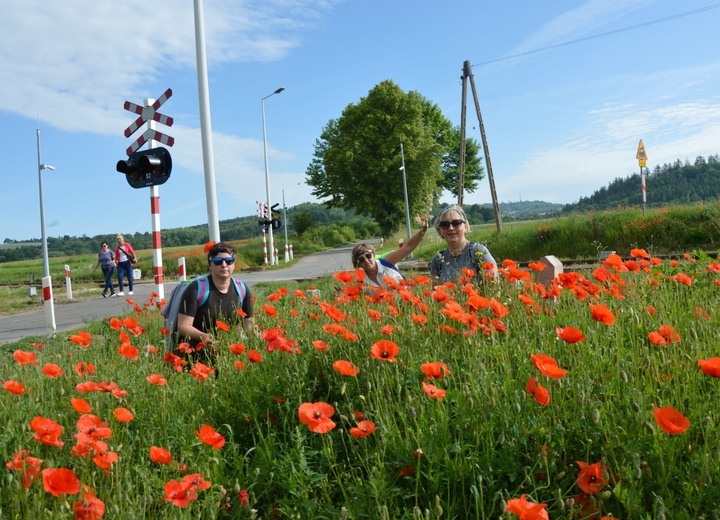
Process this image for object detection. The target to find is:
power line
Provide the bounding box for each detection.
[475,4,720,66]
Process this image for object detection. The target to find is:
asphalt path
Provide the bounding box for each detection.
[0,241,366,345]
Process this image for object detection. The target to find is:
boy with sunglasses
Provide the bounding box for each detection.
[176,242,255,360]
[430,205,498,286]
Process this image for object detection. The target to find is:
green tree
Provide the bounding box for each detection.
[292,211,315,236]
[306,80,484,235]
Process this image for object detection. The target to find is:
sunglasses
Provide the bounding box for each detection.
[211,256,235,266]
[356,251,373,263]
[438,219,466,230]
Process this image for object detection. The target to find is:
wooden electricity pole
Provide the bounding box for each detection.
[459,60,502,233]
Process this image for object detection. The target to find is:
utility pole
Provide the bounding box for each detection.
[459,60,502,233]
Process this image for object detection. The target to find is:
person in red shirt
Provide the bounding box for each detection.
[114,234,137,296]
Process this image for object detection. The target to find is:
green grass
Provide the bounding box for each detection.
[2,245,720,518]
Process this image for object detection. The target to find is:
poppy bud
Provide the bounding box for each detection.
[433,495,443,518]
[599,490,612,500]
[631,400,641,413]
[555,471,566,480]
[514,402,521,414]
[644,421,656,434]
[619,369,629,383]
[112,505,121,516]
[591,408,600,424]
[340,383,346,395]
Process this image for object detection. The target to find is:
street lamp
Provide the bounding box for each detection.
[399,141,413,259]
[37,128,56,331]
[261,87,284,265]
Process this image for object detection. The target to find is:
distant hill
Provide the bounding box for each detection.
[562,154,720,213]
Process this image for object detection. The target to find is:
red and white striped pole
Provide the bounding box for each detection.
[289,244,294,260]
[42,276,56,331]
[147,99,165,300]
[274,248,279,264]
[64,264,72,300]
[262,229,268,266]
[178,257,186,281]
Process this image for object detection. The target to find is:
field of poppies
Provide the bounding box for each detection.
[2,248,720,519]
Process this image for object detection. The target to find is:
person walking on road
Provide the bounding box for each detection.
[115,234,137,296]
[92,241,117,297]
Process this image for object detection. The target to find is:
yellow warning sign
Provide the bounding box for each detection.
[636,139,647,168]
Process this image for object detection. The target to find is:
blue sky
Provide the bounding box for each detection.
[2,0,719,242]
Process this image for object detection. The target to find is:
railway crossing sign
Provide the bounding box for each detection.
[636,139,647,168]
[123,88,175,156]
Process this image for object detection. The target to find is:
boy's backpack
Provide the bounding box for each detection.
[161,275,246,351]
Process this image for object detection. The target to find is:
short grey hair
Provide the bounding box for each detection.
[433,205,469,235]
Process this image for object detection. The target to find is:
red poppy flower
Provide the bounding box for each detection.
[182,473,212,491]
[332,271,355,285]
[422,382,447,401]
[70,331,93,348]
[659,324,681,343]
[234,361,247,371]
[505,494,549,519]
[164,479,198,508]
[648,331,666,346]
[30,416,64,447]
[4,380,26,395]
[576,461,608,495]
[93,448,118,473]
[146,374,168,386]
[333,359,360,376]
[411,313,428,324]
[298,402,336,434]
[673,272,693,286]
[312,340,330,351]
[189,362,215,381]
[239,489,249,506]
[76,414,112,439]
[698,357,720,378]
[349,420,376,439]
[653,406,690,435]
[420,362,451,381]
[525,377,551,406]
[247,349,263,363]
[229,343,246,355]
[113,407,134,422]
[531,354,568,380]
[40,363,64,378]
[71,398,92,413]
[75,362,96,377]
[6,450,43,490]
[589,303,615,325]
[556,326,585,343]
[13,350,38,366]
[150,446,173,464]
[42,467,81,496]
[380,325,394,335]
[73,487,106,520]
[215,320,230,332]
[118,343,139,360]
[196,424,226,449]
[398,466,414,477]
[370,340,399,362]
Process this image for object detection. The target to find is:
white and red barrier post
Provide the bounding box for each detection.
[42,276,56,331]
[262,229,268,266]
[274,248,279,264]
[178,257,186,281]
[289,244,294,260]
[398,238,404,248]
[64,265,73,300]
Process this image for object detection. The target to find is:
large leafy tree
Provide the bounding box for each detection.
[306,80,484,235]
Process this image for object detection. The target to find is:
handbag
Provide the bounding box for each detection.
[123,246,137,264]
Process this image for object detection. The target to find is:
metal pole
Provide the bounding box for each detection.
[37,130,50,279]
[283,188,289,262]
[261,87,284,266]
[36,128,56,332]
[193,0,221,242]
[400,141,412,259]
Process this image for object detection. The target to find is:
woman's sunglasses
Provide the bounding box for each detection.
[438,219,466,230]
[211,256,235,265]
[356,251,373,264]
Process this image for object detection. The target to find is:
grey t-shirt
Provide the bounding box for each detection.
[429,242,496,284]
[98,250,115,269]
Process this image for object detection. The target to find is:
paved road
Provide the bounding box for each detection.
[0,242,364,345]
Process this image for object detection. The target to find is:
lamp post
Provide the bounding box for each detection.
[261,87,284,265]
[282,188,289,262]
[399,141,413,259]
[36,128,56,331]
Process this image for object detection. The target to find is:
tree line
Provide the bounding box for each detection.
[562,154,720,212]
